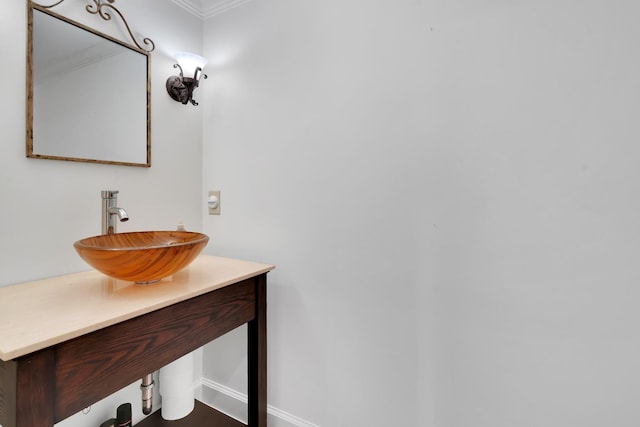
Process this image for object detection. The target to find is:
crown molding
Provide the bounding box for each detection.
[203,0,251,19]
[171,0,251,20]
[171,0,204,19]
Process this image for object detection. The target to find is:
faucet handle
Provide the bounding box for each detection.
[101,190,119,199]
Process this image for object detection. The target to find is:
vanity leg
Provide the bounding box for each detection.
[247,274,267,427]
[1,350,55,427]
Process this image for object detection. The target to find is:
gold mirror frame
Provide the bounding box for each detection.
[26,0,155,167]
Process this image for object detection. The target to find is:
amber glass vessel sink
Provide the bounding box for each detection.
[73,231,209,283]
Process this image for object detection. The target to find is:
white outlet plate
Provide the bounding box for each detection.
[208,190,221,215]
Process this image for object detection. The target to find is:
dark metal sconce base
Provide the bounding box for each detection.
[166,75,191,105]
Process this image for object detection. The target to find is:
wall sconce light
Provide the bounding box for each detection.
[166,52,208,106]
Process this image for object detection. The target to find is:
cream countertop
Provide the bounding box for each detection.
[0,255,274,361]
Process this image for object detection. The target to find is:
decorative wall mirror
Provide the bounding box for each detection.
[27,0,154,167]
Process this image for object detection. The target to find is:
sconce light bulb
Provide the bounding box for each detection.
[175,52,207,78]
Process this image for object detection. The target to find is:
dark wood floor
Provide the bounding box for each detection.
[135,401,245,427]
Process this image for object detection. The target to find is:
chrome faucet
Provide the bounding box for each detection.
[101,190,129,234]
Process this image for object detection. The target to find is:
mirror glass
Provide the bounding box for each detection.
[27,4,151,167]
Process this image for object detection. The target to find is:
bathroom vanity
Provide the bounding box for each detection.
[0,255,274,427]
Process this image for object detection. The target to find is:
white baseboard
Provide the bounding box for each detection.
[199,378,319,427]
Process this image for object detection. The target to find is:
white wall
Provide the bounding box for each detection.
[202,1,640,426]
[0,0,203,425]
[202,1,433,425]
[430,3,640,425]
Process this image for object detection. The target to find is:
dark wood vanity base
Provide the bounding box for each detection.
[0,260,269,427]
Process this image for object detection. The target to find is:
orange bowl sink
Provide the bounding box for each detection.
[73,231,209,283]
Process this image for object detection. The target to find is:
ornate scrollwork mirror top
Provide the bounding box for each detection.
[27,0,156,167]
[39,0,156,53]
